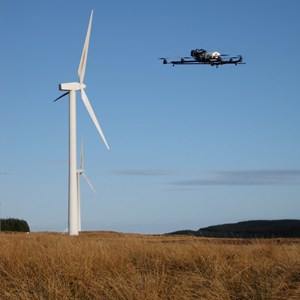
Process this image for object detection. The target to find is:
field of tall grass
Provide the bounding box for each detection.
[1,232,300,299]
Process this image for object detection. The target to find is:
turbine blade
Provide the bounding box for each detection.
[78,10,93,83]
[82,172,96,193]
[53,92,69,102]
[80,89,110,150]
[80,139,84,169]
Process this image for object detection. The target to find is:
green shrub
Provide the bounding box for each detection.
[0,218,30,232]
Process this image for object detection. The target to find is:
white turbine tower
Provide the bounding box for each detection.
[55,10,109,236]
[77,141,96,232]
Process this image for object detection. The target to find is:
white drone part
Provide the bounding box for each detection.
[212,51,221,58]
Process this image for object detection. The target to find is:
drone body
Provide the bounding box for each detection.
[161,48,245,67]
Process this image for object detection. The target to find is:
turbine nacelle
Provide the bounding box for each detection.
[59,82,86,91]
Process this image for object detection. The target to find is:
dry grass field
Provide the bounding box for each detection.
[1,232,300,299]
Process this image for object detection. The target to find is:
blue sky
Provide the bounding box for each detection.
[0,0,299,233]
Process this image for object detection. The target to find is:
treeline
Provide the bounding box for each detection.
[1,218,30,232]
[169,220,300,238]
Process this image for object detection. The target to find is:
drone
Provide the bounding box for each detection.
[160,48,245,67]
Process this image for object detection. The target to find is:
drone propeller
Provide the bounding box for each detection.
[158,57,169,64]
[172,56,191,60]
[159,56,191,60]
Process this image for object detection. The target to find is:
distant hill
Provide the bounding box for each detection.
[168,220,300,238]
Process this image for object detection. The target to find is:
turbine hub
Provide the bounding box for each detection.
[59,82,86,91]
[77,168,84,174]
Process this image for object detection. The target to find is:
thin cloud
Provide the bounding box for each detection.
[0,170,13,175]
[113,169,176,176]
[45,160,68,165]
[170,169,300,186]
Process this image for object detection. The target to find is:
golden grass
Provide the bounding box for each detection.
[1,232,300,299]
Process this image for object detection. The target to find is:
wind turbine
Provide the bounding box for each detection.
[54,10,109,236]
[77,141,96,232]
